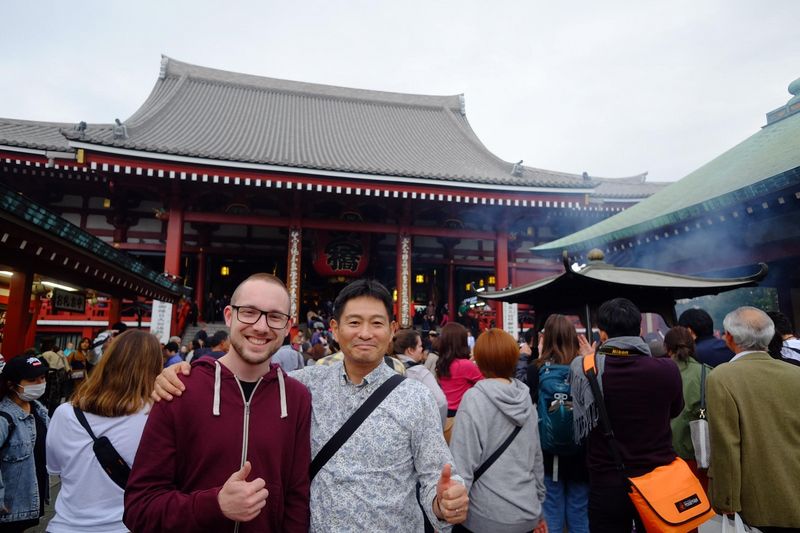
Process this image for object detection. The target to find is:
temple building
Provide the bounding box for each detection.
[0,56,664,346]
[533,77,800,324]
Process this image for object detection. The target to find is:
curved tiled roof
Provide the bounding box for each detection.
[591,174,672,199]
[0,57,663,197]
[0,118,74,151]
[534,96,800,252]
[65,56,625,188]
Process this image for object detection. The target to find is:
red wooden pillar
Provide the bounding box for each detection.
[108,296,122,328]
[494,230,509,329]
[23,287,43,352]
[196,248,206,319]
[164,195,184,335]
[3,269,33,357]
[447,259,455,322]
[164,197,184,278]
[286,227,302,321]
[396,233,412,328]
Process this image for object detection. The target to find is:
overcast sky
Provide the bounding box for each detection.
[2,0,798,182]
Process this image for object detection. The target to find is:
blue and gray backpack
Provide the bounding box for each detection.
[537,362,580,456]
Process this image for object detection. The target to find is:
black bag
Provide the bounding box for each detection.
[73,405,130,490]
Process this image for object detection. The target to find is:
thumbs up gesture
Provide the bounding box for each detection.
[218,461,269,522]
[433,463,469,524]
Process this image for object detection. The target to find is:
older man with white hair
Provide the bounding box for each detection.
[707,306,800,532]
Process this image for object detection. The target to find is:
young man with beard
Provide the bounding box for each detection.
[124,274,312,532]
[154,279,469,532]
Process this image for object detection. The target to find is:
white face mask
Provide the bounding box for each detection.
[17,382,46,402]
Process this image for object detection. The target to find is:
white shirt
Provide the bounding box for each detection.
[730,350,760,363]
[46,403,149,533]
[781,337,800,362]
[397,355,448,427]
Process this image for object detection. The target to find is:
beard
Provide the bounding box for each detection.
[229,336,277,366]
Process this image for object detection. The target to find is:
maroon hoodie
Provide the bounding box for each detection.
[124,358,311,532]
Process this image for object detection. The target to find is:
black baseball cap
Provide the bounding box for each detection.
[1,356,49,383]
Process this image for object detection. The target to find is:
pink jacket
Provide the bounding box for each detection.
[439,358,484,411]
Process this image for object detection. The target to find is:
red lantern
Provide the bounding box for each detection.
[312,231,370,277]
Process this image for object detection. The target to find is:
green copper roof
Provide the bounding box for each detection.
[534,101,800,253]
[0,182,183,299]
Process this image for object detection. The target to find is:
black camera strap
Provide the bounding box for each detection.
[310,374,405,480]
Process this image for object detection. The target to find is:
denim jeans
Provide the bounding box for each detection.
[543,474,589,533]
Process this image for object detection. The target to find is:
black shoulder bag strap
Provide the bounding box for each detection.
[73,405,130,490]
[583,352,626,472]
[73,404,99,441]
[472,424,522,484]
[310,373,405,480]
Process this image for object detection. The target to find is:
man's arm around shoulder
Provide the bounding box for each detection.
[124,398,231,532]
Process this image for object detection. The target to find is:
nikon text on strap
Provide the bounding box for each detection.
[310,373,405,480]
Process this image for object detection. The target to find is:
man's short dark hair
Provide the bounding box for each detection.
[333,280,393,322]
[678,308,714,337]
[211,330,229,348]
[597,298,641,338]
[767,311,794,336]
[165,341,179,353]
[111,321,128,333]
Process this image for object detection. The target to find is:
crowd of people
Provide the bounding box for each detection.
[0,274,799,532]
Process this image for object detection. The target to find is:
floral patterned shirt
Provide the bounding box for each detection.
[291,361,458,532]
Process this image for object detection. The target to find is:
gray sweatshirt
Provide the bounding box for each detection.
[450,378,546,532]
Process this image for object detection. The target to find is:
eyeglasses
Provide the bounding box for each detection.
[231,305,291,329]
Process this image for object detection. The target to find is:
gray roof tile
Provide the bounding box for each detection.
[535,102,800,252]
[0,57,663,199]
[66,57,629,188]
[0,118,74,151]
[591,175,672,199]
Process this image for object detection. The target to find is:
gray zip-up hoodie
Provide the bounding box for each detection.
[450,378,545,532]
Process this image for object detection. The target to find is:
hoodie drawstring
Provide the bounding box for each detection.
[213,361,221,416]
[212,360,286,418]
[277,367,287,418]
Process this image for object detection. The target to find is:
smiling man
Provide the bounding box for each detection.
[124,273,312,532]
[153,279,468,532]
[287,279,468,532]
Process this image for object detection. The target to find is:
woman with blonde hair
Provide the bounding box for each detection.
[45,329,163,533]
[449,329,546,533]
